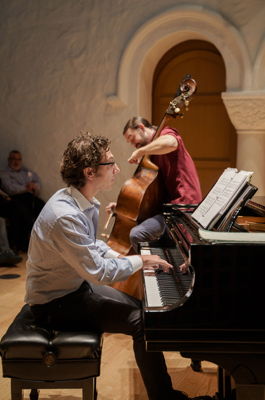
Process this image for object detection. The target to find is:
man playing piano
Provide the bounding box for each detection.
[107,116,202,253]
[25,132,212,400]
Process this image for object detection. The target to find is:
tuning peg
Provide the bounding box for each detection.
[174,107,180,113]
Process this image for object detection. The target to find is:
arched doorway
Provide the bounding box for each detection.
[152,40,237,197]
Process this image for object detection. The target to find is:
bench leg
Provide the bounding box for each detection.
[82,377,97,400]
[11,379,23,400]
[29,388,39,400]
[11,376,98,400]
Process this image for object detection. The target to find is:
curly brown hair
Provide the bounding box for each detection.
[60,132,110,188]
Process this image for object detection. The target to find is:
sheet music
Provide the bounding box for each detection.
[192,168,253,229]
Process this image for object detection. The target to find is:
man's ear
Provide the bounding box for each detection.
[83,167,95,181]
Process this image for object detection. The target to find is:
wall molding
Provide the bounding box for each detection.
[108,5,252,116]
[222,91,265,132]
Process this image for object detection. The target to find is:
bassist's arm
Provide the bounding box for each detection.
[128,134,178,164]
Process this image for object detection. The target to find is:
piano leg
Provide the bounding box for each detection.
[216,371,265,400]
[217,367,225,399]
[217,367,234,400]
[181,352,265,400]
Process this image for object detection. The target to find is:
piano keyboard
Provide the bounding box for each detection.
[141,247,193,309]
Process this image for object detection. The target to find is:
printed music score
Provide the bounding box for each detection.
[191,168,254,230]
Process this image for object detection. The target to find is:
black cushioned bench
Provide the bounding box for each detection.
[0,304,103,400]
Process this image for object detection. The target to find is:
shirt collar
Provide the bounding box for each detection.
[67,186,100,212]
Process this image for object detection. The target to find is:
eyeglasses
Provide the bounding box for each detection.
[97,161,116,166]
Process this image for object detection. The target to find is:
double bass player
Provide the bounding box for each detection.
[106,116,202,253]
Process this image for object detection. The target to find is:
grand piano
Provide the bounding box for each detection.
[140,195,265,400]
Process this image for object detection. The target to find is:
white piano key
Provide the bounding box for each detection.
[141,249,151,255]
[143,273,163,307]
[141,247,163,307]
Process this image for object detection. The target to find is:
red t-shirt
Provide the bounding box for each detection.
[151,127,202,205]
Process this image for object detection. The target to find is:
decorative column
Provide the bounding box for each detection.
[222,91,265,196]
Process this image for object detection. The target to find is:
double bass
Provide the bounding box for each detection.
[107,75,197,298]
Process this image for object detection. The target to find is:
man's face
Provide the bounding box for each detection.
[94,150,120,192]
[8,152,22,171]
[123,127,150,148]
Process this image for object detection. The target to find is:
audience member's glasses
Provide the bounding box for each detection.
[97,161,116,166]
[9,157,22,161]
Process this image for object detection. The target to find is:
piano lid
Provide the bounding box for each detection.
[244,195,265,217]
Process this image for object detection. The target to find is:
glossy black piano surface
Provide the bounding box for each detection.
[140,198,265,400]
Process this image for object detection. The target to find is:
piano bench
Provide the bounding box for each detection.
[0,304,103,400]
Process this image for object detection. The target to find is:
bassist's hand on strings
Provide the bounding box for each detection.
[141,255,173,273]
[103,202,117,232]
[128,149,143,164]
[105,202,117,215]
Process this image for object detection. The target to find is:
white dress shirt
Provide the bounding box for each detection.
[25,186,142,305]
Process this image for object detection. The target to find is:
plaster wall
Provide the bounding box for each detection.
[0,0,265,233]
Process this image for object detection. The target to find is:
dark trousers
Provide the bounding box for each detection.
[31,281,174,400]
[0,193,45,252]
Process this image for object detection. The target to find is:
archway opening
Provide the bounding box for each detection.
[152,40,237,196]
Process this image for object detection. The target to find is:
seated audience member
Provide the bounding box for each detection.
[0,217,22,265]
[0,150,45,252]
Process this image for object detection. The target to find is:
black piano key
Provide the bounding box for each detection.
[147,246,193,306]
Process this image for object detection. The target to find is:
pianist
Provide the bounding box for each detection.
[24,133,212,400]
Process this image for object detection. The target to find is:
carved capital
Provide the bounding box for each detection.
[222,91,265,132]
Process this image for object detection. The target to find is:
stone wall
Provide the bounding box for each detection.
[0,0,264,233]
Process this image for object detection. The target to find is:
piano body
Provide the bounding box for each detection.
[141,197,265,400]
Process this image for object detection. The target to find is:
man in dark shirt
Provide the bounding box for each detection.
[0,150,45,251]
